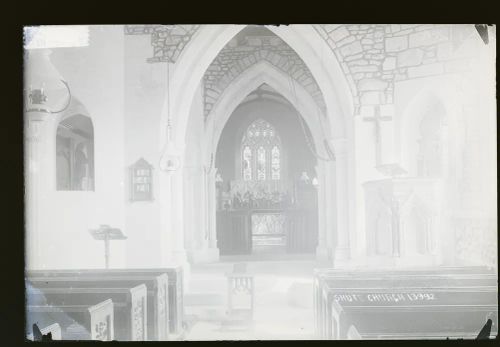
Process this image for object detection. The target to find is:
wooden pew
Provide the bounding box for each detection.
[330,287,497,339]
[29,285,147,341]
[28,273,169,341]
[26,323,62,341]
[313,267,498,339]
[28,266,184,335]
[27,299,114,340]
[313,266,497,336]
[345,323,482,340]
[318,278,497,339]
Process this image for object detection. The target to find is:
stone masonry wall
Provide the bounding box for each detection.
[125,25,200,63]
[125,25,482,120]
[203,35,327,118]
[314,24,480,117]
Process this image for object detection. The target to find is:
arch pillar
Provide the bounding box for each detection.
[186,165,220,263]
[25,48,68,269]
[171,167,188,262]
[315,161,329,261]
[206,168,220,252]
[331,138,351,266]
[158,165,190,285]
[25,113,50,269]
[183,165,197,256]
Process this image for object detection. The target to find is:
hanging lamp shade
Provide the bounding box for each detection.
[159,139,181,172]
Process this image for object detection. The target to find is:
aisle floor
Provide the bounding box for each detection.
[183,256,327,340]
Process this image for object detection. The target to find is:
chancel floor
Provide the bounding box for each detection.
[183,256,328,340]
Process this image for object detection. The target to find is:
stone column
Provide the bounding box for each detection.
[25,114,45,270]
[324,159,336,260]
[171,167,192,291]
[205,168,220,259]
[315,162,328,261]
[331,138,350,265]
[183,165,196,258]
[170,168,189,265]
[185,165,219,263]
[200,166,209,249]
[159,170,173,267]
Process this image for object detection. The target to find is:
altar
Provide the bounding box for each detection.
[251,211,287,254]
[216,208,317,255]
[216,179,318,256]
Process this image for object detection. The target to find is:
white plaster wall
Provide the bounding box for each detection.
[31,26,127,269]
[183,83,206,259]
[123,33,167,267]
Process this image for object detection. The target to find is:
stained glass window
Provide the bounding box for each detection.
[271,146,280,180]
[241,118,281,182]
[257,146,266,180]
[243,146,252,181]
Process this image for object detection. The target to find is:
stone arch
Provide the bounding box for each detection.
[398,86,460,177]
[203,34,327,117]
[38,97,94,191]
[163,25,356,266]
[56,113,95,191]
[203,60,330,166]
[162,24,354,151]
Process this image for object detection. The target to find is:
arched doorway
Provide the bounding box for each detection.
[214,86,319,256]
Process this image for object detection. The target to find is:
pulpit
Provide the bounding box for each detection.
[363,177,439,266]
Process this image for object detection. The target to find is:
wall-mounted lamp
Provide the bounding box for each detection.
[312,177,319,186]
[215,172,223,183]
[25,49,71,116]
[300,171,311,184]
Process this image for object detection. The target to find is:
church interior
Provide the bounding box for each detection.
[24,24,497,340]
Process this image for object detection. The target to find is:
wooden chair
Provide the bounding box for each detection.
[226,263,254,322]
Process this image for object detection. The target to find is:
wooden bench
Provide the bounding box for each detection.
[26,323,62,341]
[29,285,147,341]
[313,267,498,339]
[345,324,482,340]
[28,272,169,341]
[319,279,497,339]
[313,266,497,336]
[28,266,184,335]
[27,299,114,340]
[331,286,497,339]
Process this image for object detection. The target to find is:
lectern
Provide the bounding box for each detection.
[89,225,127,268]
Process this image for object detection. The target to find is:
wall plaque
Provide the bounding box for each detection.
[130,158,154,202]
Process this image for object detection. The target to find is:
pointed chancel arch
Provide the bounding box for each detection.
[161,24,354,151]
[161,25,357,267]
[203,60,330,165]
